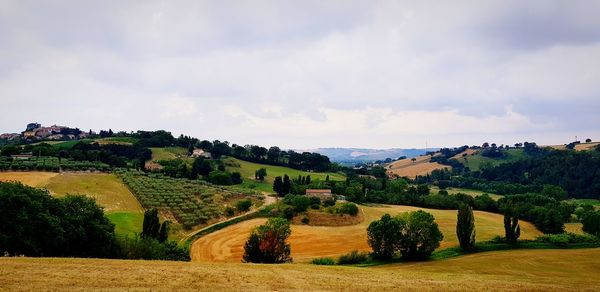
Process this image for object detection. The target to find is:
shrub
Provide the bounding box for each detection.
[338,202,359,216]
[207,170,233,185]
[582,210,600,236]
[224,206,235,217]
[235,199,252,212]
[309,196,321,206]
[337,250,369,265]
[311,257,336,265]
[301,216,309,224]
[323,197,336,207]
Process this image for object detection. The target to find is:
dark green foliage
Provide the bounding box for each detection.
[323,197,336,207]
[0,182,116,258]
[397,211,443,260]
[242,218,292,263]
[456,204,476,251]
[301,216,309,224]
[230,172,243,184]
[338,202,359,216]
[309,196,321,206]
[337,250,369,265]
[273,176,283,196]
[224,206,235,217]
[116,235,190,261]
[283,195,311,212]
[158,221,169,243]
[504,207,521,243]
[142,208,161,239]
[191,157,213,177]
[236,199,252,212]
[282,174,291,195]
[367,214,401,259]
[582,211,600,236]
[255,168,267,181]
[208,170,233,185]
[311,257,335,265]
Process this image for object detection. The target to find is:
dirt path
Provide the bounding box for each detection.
[190,204,541,263]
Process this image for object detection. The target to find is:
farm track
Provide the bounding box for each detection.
[190,204,541,263]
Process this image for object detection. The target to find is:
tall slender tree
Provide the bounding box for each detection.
[142,208,160,239]
[282,174,291,195]
[456,204,476,251]
[504,206,520,243]
[273,176,283,196]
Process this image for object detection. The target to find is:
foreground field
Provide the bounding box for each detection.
[191,204,541,263]
[2,249,600,290]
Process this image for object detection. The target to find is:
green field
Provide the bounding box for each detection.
[454,148,528,171]
[430,186,503,200]
[223,157,346,192]
[106,212,144,236]
[150,147,191,162]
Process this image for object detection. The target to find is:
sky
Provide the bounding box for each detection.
[1,0,599,149]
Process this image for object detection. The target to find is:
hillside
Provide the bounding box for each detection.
[3,248,600,290]
[191,204,541,263]
[451,148,528,171]
[385,155,450,179]
[223,157,345,192]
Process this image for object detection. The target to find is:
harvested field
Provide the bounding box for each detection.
[450,148,478,160]
[546,142,600,151]
[386,155,450,178]
[3,249,600,290]
[0,171,58,187]
[191,204,541,263]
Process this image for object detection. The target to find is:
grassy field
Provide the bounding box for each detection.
[430,186,503,200]
[2,248,600,290]
[191,204,541,263]
[223,157,346,192]
[453,148,528,171]
[0,172,143,236]
[150,147,190,162]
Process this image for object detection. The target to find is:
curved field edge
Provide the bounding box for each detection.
[2,249,600,290]
[190,204,542,263]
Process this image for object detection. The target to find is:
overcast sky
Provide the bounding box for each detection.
[1,1,599,149]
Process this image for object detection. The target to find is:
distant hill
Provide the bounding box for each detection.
[302,148,436,163]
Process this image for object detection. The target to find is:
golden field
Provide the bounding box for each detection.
[2,248,600,291]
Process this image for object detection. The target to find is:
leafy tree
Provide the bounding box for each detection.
[396,211,443,260]
[231,172,243,184]
[242,218,292,263]
[338,202,359,216]
[367,214,401,259]
[456,204,476,251]
[142,208,161,239]
[187,143,194,156]
[282,174,291,195]
[208,170,233,185]
[255,168,267,181]
[581,211,600,236]
[504,207,520,243]
[305,175,311,185]
[542,185,567,201]
[273,176,283,196]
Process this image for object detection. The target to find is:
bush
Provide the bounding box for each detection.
[311,257,336,265]
[338,202,359,216]
[337,250,369,265]
[301,216,309,224]
[207,170,233,185]
[242,217,292,263]
[536,233,599,246]
[224,206,235,217]
[582,211,600,236]
[235,199,252,212]
[323,197,336,207]
[116,235,190,261]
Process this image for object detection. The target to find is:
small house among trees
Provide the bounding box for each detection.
[305,189,333,200]
[191,148,212,159]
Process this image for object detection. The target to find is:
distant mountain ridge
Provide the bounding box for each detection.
[298,148,437,163]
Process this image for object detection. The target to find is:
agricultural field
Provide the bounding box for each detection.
[150,147,191,162]
[430,186,503,201]
[386,155,450,178]
[0,156,110,171]
[191,204,541,263]
[0,171,144,236]
[223,157,345,192]
[118,170,263,229]
[546,142,600,151]
[3,248,600,290]
[452,148,528,171]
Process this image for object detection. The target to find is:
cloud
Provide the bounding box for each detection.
[0,0,599,148]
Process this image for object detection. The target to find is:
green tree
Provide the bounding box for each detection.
[582,211,600,236]
[142,208,161,239]
[242,217,292,263]
[282,174,291,195]
[397,211,443,260]
[255,168,267,181]
[367,214,401,259]
[456,204,476,251]
[273,176,283,196]
[504,207,520,243]
[158,221,169,243]
[192,157,212,177]
[542,185,568,201]
[305,175,311,185]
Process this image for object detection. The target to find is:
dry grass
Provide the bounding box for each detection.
[0,171,58,187]
[546,142,600,151]
[386,155,451,178]
[191,204,541,263]
[2,248,600,291]
[450,148,478,160]
[0,172,142,212]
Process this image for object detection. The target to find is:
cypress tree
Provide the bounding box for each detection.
[273,176,283,196]
[456,204,476,251]
[282,175,291,195]
[504,207,520,244]
[158,221,169,243]
[142,208,160,239]
[305,175,311,185]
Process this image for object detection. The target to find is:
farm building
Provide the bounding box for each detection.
[11,154,33,160]
[305,189,333,200]
[191,149,212,159]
